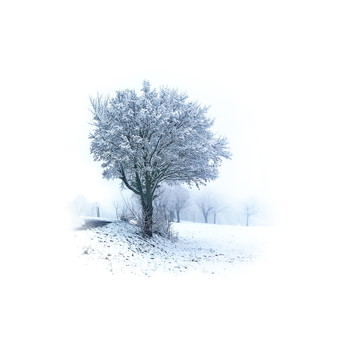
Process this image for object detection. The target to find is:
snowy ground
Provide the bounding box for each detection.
[67,220,348,349]
[72,221,271,277]
[1,220,349,350]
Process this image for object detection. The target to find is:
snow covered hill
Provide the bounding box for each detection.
[66,221,349,350]
[2,220,348,350]
[73,221,271,276]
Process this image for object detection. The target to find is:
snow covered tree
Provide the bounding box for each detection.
[89,81,231,237]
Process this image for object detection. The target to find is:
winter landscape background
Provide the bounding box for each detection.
[1,0,350,349]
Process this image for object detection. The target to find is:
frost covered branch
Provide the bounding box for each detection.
[90,81,231,237]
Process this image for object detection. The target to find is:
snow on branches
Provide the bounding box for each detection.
[89,81,231,236]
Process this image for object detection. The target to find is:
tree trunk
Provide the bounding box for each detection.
[142,179,154,237]
[142,200,153,237]
[203,211,208,223]
[139,173,154,238]
[176,209,180,223]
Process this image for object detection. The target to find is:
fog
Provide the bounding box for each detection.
[1,0,349,231]
[1,4,350,349]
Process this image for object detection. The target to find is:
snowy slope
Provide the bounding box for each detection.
[67,221,349,350]
[2,221,348,350]
[72,221,271,276]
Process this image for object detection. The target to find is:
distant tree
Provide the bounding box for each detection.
[242,200,258,226]
[171,186,190,223]
[198,200,213,223]
[112,201,119,218]
[212,204,225,224]
[151,185,187,223]
[95,203,100,218]
[196,190,225,224]
[90,81,231,237]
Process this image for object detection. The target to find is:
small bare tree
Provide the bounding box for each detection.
[196,193,214,223]
[153,193,175,239]
[112,201,119,218]
[212,204,226,224]
[119,193,139,223]
[200,203,212,223]
[242,200,258,226]
[169,186,190,223]
[95,203,100,217]
[196,190,226,224]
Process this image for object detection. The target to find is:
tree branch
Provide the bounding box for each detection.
[120,167,140,195]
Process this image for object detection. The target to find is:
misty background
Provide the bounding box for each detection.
[1,0,349,232]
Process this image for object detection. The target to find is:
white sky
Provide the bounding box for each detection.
[1,0,349,228]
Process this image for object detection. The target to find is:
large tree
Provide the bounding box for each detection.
[89,81,231,237]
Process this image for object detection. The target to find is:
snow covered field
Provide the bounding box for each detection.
[2,220,349,350]
[73,221,271,276]
[67,221,348,349]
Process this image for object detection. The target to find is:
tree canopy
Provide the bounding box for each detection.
[90,81,231,237]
